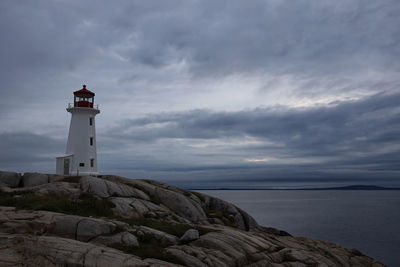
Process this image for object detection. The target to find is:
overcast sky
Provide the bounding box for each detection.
[1,0,399,188]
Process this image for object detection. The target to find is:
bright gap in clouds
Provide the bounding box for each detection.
[246,158,272,163]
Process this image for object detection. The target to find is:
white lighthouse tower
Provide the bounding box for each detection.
[56,85,100,175]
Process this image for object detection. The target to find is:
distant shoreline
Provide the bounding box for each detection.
[190,185,400,191]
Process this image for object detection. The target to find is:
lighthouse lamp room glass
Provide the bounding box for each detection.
[56,85,100,175]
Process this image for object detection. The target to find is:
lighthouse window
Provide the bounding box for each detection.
[90,137,93,146]
[89,117,93,126]
[90,159,94,167]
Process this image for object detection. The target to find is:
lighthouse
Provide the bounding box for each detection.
[56,85,100,175]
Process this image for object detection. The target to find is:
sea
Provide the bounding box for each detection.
[199,190,400,267]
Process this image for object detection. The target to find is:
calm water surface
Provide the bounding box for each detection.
[200,190,400,267]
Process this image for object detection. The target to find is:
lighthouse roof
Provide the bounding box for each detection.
[74,85,95,96]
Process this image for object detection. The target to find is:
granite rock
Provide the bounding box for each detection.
[0,173,385,267]
[22,172,48,187]
[180,229,199,243]
[0,171,21,188]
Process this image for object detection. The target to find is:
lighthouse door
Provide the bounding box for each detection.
[63,159,70,175]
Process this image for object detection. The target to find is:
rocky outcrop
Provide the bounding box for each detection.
[0,171,21,187]
[180,229,199,243]
[153,186,208,224]
[0,234,148,267]
[80,176,149,200]
[21,172,49,187]
[0,171,384,266]
[92,231,139,247]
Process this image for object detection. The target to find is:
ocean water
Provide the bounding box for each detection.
[200,190,400,267]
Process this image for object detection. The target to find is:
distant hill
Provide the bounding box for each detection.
[192,185,400,190]
[299,185,400,190]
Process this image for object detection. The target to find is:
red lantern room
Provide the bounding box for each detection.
[73,85,95,108]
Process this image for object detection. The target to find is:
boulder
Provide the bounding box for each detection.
[50,215,82,239]
[0,171,21,188]
[165,247,206,267]
[144,258,185,267]
[100,176,158,196]
[154,187,208,224]
[47,174,65,183]
[50,215,117,242]
[0,234,149,267]
[180,229,199,243]
[80,176,149,200]
[135,226,179,246]
[237,207,259,230]
[109,197,169,219]
[109,197,140,218]
[22,172,48,187]
[80,176,109,197]
[92,231,139,247]
[76,218,117,242]
[0,207,62,232]
[202,194,258,230]
[34,182,81,198]
[190,231,261,265]
[118,231,139,246]
[166,245,228,266]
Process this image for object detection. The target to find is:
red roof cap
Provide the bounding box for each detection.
[74,85,95,96]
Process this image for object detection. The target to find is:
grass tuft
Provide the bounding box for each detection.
[0,191,115,218]
[125,218,215,237]
[205,209,237,227]
[110,233,186,265]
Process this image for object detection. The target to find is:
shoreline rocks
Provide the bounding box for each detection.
[0,170,384,266]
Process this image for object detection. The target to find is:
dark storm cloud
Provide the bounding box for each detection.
[107,92,400,175]
[112,92,399,146]
[1,1,399,81]
[0,0,399,117]
[117,0,400,77]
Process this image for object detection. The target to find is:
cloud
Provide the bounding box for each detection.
[2,1,400,84]
[1,93,399,187]
[112,0,400,77]
[110,92,399,146]
[99,92,400,184]
[0,0,399,188]
[0,132,64,172]
[0,1,399,118]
